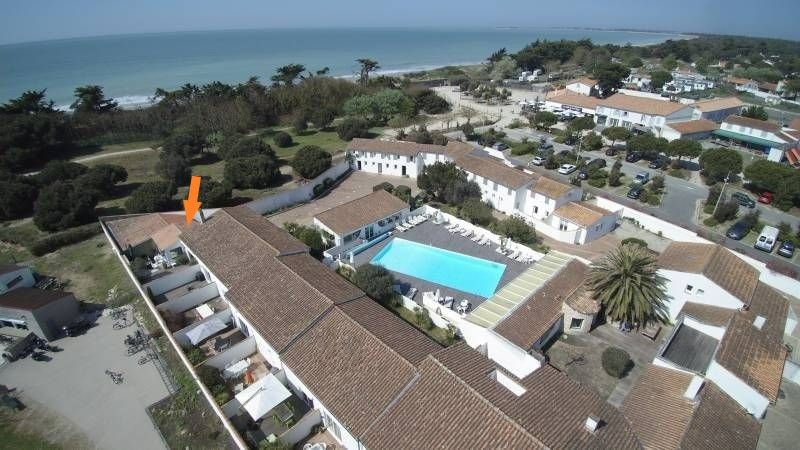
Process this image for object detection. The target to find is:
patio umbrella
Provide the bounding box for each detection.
[185,318,227,345]
[434,211,444,224]
[235,374,292,421]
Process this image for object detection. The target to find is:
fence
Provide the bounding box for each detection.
[246,161,351,215]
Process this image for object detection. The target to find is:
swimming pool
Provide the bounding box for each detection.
[370,238,506,298]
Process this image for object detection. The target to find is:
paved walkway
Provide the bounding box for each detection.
[0,313,170,450]
[72,147,156,163]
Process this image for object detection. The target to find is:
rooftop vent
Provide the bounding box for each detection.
[585,415,601,433]
[753,315,766,330]
[489,369,526,397]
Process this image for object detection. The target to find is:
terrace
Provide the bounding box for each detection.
[353,219,532,309]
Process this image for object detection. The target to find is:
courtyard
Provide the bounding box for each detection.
[0,311,172,450]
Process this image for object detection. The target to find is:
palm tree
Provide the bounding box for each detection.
[587,243,670,328]
[356,58,380,85]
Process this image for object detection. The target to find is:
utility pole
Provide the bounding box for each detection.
[712,170,732,217]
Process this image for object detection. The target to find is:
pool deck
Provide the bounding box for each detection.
[353,220,529,309]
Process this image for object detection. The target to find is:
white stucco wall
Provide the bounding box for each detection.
[682,316,727,340]
[706,361,770,418]
[660,270,744,321]
[0,266,36,293]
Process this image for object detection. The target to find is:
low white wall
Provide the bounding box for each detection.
[706,361,770,418]
[201,336,257,370]
[156,282,219,314]
[174,309,233,347]
[595,197,710,243]
[279,409,322,446]
[247,162,350,215]
[682,316,726,340]
[144,264,203,297]
[783,360,800,385]
[729,250,800,300]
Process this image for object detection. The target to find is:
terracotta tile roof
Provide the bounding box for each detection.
[530,176,574,199]
[362,353,546,450]
[554,201,614,227]
[0,287,73,311]
[723,115,782,133]
[726,76,751,86]
[665,119,719,135]
[571,76,598,87]
[693,97,744,112]
[546,91,603,109]
[598,94,691,116]
[790,117,800,131]
[658,243,759,304]
[679,302,736,327]
[281,308,418,438]
[224,206,309,255]
[347,138,445,157]
[622,364,695,450]
[444,140,475,158]
[564,284,601,315]
[715,312,787,402]
[276,253,365,304]
[495,260,588,349]
[681,383,761,450]
[314,190,408,236]
[455,153,534,190]
[337,297,442,365]
[106,213,187,252]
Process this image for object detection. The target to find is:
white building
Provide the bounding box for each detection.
[661,119,718,141]
[313,190,409,247]
[663,70,715,93]
[595,93,695,137]
[543,91,601,116]
[690,96,745,122]
[716,115,800,157]
[624,72,652,91]
[0,264,36,294]
[349,139,617,245]
[565,77,599,97]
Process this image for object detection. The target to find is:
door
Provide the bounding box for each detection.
[377,163,382,174]
[357,161,362,170]
[402,165,407,176]
[365,225,374,240]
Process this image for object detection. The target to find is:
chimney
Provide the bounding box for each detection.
[585,415,601,433]
[753,315,766,330]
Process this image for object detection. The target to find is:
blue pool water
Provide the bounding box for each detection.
[371,238,506,298]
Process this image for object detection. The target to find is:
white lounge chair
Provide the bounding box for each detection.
[478,236,489,245]
[471,233,482,242]
[446,223,458,231]
[495,247,506,254]
[460,229,473,238]
[515,253,528,262]
[508,250,521,259]
[449,226,461,234]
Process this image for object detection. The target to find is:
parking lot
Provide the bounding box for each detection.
[0,312,170,450]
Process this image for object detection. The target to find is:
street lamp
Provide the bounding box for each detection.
[712,170,732,217]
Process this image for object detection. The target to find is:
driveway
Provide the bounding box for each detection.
[267,171,419,227]
[0,313,170,450]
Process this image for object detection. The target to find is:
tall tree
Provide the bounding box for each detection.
[650,70,673,90]
[601,126,632,147]
[666,139,702,161]
[588,243,670,328]
[593,62,630,97]
[70,85,118,113]
[271,64,306,86]
[1,89,56,114]
[356,58,380,85]
[741,105,768,121]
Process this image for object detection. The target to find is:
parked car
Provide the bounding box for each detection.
[625,151,642,162]
[558,164,577,175]
[633,172,650,184]
[777,241,795,258]
[529,156,546,166]
[605,147,618,156]
[586,158,607,169]
[731,192,756,208]
[726,220,751,240]
[754,225,779,253]
[758,191,774,204]
[558,149,572,157]
[492,142,509,151]
[627,186,644,199]
[648,157,670,169]
[578,169,589,180]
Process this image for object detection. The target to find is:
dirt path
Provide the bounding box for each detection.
[72,147,156,163]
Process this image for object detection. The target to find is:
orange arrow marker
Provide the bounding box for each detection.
[183,176,202,224]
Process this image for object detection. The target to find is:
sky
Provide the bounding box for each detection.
[1,0,798,45]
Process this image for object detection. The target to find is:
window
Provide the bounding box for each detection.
[6,275,23,289]
[0,320,12,328]
[533,206,539,214]
[410,156,414,162]
[685,284,694,293]
[483,178,487,185]
[696,289,705,296]
[559,220,568,231]
[507,187,512,195]
[15,322,28,330]
[493,183,498,192]
[570,318,584,329]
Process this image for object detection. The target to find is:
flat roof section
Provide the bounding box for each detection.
[660,324,719,374]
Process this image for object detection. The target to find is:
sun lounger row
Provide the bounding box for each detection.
[495,246,535,263]
[396,215,429,232]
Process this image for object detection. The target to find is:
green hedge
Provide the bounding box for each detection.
[29,223,102,256]
[601,347,633,378]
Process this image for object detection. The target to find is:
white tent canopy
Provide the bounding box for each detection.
[235,374,292,420]
[185,318,227,345]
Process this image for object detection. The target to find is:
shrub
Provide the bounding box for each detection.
[131,256,149,273]
[353,264,395,304]
[583,131,603,150]
[703,217,719,227]
[125,181,176,213]
[373,181,394,193]
[291,145,332,179]
[510,141,539,156]
[312,183,325,197]
[156,152,191,186]
[0,179,38,220]
[29,223,102,256]
[493,215,536,244]
[620,237,647,248]
[601,347,633,378]
[544,155,558,170]
[224,155,281,189]
[273,131,293,148]
[36,160,88,186]
[460,198,494,225]
[393,185,413,206]
[587,177,607,188]
[284,222,326,254]
[75,164,128,198]
[713,199,739,223]
[311,107,336,129]
[336,117,370,141]
[33,181,98,232]
[413,307,434,330]
[292,111,309,133]
[218,135,273,161]
[198,178,232,208]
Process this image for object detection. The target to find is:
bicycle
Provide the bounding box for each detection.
[105,369,123,384]
[113,318,130,330]
[138,353,154,365]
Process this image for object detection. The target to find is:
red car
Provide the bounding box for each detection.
[758,192,774,204]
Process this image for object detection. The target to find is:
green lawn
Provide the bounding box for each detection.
[0,420,62,450]
[259,127,349,160]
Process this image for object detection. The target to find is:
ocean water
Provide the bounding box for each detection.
[0,28,688,108]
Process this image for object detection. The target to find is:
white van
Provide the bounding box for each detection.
[754,225,779,253]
